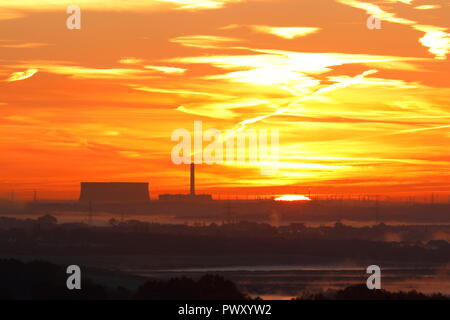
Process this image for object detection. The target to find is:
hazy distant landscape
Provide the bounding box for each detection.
[1,201,449,298]
[1,0,450,305]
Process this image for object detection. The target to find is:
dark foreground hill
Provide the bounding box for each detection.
[0,259,246,300]
[0,259,448,300]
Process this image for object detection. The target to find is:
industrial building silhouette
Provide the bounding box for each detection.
[78,163,211,203]
[79,182,150,203]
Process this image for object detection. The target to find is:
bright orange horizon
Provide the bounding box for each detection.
[0,0,449,200]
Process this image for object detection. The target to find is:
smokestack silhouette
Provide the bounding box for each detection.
[190,163,195,196]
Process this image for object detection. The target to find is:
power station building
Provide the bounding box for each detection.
[79,182,150,203]
[78,164,209,203]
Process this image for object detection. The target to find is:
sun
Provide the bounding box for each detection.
[274,194,311,201]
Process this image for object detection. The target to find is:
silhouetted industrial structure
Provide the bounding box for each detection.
[79,182,150,203]
[158,163,212,201]
[190,163,195,196]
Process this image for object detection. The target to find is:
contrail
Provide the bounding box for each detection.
[229,69,378,134]
[189,69,379,160]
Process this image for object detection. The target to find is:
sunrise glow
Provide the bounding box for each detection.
[274,195,312,202]
[0,0,449,200]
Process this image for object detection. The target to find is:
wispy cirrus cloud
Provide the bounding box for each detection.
[414,5,441,10]
[336,0,415,24]
[117,58,186,74]
[0,0,245,15]
[336,0,450,59]
[223,24,321,39]
[163,46,429,126]
[1,42,49,49]
[326,75,418,89]
[250,26,321,39]
[169,49,424,82]
[7,63,153,80]
[414,25,450,60]
[118,58,144,65]
[129,84,233,99]
[144,65,186,74]
[170,35,242,49]
[0,40,50,49]
[5,68,38,82]
[178,99,269,119]
[158,0,243,10]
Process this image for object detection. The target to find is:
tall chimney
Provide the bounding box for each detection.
[190,162,195,196]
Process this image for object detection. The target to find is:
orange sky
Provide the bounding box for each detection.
[0,0,449,200]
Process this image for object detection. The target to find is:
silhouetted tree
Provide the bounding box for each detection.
[134,274,247,300]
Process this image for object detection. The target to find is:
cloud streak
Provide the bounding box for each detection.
[0,0,245,14]
[170,35,242,49]
[224,24,321,39]
[336,0,450,59]
[5,68,38,82]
